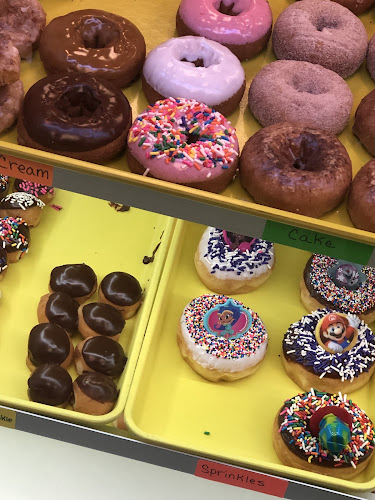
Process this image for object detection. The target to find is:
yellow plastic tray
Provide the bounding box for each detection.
[125,220,375,493]
[0,188,174,425]
[0,0,375,245]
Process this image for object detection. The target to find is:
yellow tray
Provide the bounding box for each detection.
[0,188,174,425]
[1,0,375,246]
[125,220,375,493]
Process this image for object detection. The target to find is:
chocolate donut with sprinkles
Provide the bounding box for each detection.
[0,216,30,263]
[127,97,239,193]
[274,389,375,479]
[178,294,267,382]
[0,175,9,197]
[0,192,45,227]
[13,179,54,204]
[282,309,375,394]
[194,227,275,294]
[301,254,375,324]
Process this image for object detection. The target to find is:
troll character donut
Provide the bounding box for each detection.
[178,294,267,382]
[282,309,375,393]
[194,227,275,294]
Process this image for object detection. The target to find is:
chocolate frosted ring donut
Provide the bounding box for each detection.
[347,160,375,233]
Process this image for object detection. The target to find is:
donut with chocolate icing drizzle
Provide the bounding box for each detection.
[28,363,73,407]
[98,271,142,319]
[37,292,79,334]
[49,264,97,304]
[78,302,125,342]
[72,371,118,415]
[27,323,73,371]
[74,336,127,377]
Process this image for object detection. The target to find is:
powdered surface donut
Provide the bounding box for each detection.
[178,294,267,382]
[282,309,375,393]
[272,0,368,78]
[176,0,272,61]
[0,80,23,133]
[368,36,375,82]
[127,97,239,193]
[248,60,353,135]
[239,122,352,218]
[347,160,375,233]
[353,90,375,157]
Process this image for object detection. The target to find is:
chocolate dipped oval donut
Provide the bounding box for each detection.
[39,292,79,333]
[100,272,142,307]
[76,336,127,377]
[28,323,72,369]
[79,302,125,340]
[50,263,97,303]
[73,371,118,415]
[28,363,73,407]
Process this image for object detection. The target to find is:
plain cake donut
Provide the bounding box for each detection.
[347,160,375,233]
[353,90,375,157]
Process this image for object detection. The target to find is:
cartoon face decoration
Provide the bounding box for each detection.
[222,231,255,253]
[315,312,358,354]
[203,299,252,340]
[327,260,366,290]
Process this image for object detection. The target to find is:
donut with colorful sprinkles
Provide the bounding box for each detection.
[194,227,275,294]
[178,294,267,381]
[13,179,55,204]
[127,97,239,193]
[273,389,375,479]
[0,216,30,263]
[282,309,375,393]
[0,247,7,280]
[0,175,9,197]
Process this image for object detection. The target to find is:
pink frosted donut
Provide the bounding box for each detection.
[176,0,272,61]
[367,36,375,82]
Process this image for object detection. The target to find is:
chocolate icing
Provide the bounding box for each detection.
[75,371,118,403]
[28,323,71,366]
[82,336,127,377]
[0,247,7,272]
[100,272,142,306]
[28,363,73,406]
[45,292,79,333]
[13,179,54,197]
[50,263,97,298]
[0,192,44,210]
[0,217,30,253]
[82,302,125,336]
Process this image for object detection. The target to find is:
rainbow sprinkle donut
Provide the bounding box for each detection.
[0,216,30,262]
[127,97,239,193]
[178,294,267,382]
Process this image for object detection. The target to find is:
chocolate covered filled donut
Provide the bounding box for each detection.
[37,292,79,334]
[72,371,118,415]
[49,264,97,304]
[78,302,125,341]
[27,323,73,371]
[74,336,127,377]
[98,271,142,318]
[28,363,73,407]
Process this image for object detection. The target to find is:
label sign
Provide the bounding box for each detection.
[263,220,373,265]
[0,153,54,186]
[0,408,16,429]
[195,459,288,497]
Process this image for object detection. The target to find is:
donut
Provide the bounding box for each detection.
[0,192,44,227]
[0,216,29,262]
[142,36,245,116]
[272,0,368,78]
[78,303,125,342]
[176,0,272,61]
[0,80,24,133]
[282,309,375,393]
[367,36,375,82]
[178,294,267,382]
[17,73,132,164]
[27,323,73,372]
[72,371,118,415]
[332,0,375,14]
[0,34,20,86]
[353,90,375,157]
[28,363,73,407]
[248,60,353,135]
[194,227,275,294]
[274,389,374,479]
[13,179,54,204]
[39,10,146,88]
[74,336,127,377]
[347,160,375,232]
[127,97,239,193]
[0,175,10,197]
[49,264,97,304]
[37,292,79,335]
[301,255,375,323]
[98,271,142,319]
[239,122,352,218]
[0,248,7,280]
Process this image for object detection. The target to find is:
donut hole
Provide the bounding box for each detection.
[291,75,329,95]
[81,17,120,49]
[56,84,101,118]
[314,16,340,32]
[214,0,243,16]
[286,134,324,171]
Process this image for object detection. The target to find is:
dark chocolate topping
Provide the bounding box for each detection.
[82,302,125,336]
[75,371,118,403]
[28,323,71,366]
[100,272,142,306]
[0,192,44,210]
[50,263,97,298]
[0,217,30,253]
[82,336,127,377]
[45,292,79,333]
[28,363,73,406]
[0,247,7,272]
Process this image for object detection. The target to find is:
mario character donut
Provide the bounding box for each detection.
[274,389,375,479]
[282,310,375,393]
[178,294,267,382]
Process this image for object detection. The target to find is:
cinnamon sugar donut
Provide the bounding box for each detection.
[368,36,375,82]
[353,90,375,157]
[0,80,23,133]
[0,34,20,86]
[347,160,375,233]
[248,60,352,135]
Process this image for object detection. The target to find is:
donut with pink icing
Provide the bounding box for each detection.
[176,0,272,61]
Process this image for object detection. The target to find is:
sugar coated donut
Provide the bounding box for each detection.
[127,97,239,193]
[0,216,29,262]
[332,0,375,14]
[176,0,272,61]
[353,90,375,157]
[28,363,73,407]
[13,179,54,204]
[0,80,24,133]
[368,36,375,82]
[301,255,375,323]
[142,36,245,116]
[0,35,20,86]
[282,309,375,393]
[274,389,375,479]
[348,160,375,232]
[194,227,275,294]
[0,192,44,227]
[49,264,97,304]
[272,0,368,78]
[178,294,267,382]
[39,9,146,88]
[239,122,352,218]
[248,60,353,135]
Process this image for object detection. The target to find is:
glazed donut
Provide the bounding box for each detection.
[0,248,7,280]
[176,0,272,61]
[0,80,24,133]
[0,175,10,197]
[13,179,54,204]
[368,36,375,82]
[282,309,375,393]
[178,294,267,382]
[28,363,73,407]
[127,97,239,193]
[347,160,375,232]
[0,216,29,262]
[0,35,20,86]
[194,227,275,294]
[39,10,146,88]
[301,255,375,323]
[248,60,353,135]
[353,90,375,157]
[78,302,125,342]
[331,0,375,14]
[49,264,97,304]
[272,0,368,78]
[27,323,73,372]
[98,271,142,319]
[17,73,132,164]
[239,122,352,218]
[274,389,375,479]
[142,36,245,116]
[37,292,79,335]
[74,336,127,377]
[0,192,44,227]
[72,371,118,415]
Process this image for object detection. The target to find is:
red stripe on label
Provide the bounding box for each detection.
[195,459,288,498]
[0,153,53,186]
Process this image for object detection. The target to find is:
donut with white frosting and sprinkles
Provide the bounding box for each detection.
[194,227,275,294]
[0,192,45,227]
[178,294,267,382]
